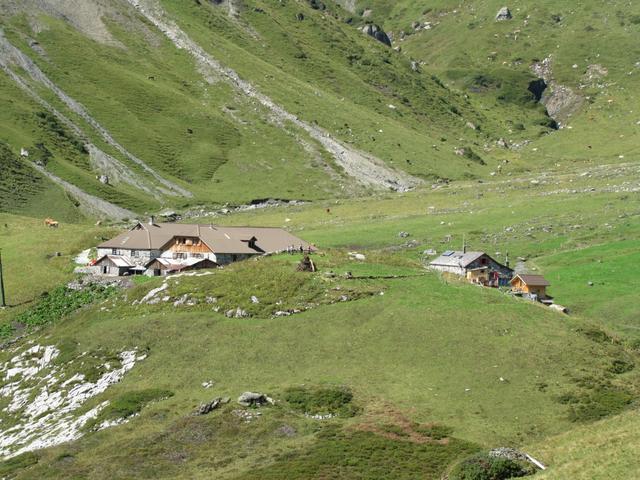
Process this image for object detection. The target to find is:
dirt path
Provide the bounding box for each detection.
[127,0,421,192]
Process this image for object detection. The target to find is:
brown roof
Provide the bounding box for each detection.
[511,274,550,286]
[98,223,314,254]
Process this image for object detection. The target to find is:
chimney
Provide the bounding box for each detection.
[149,215,155,226]
[505,251,510,268]
[462,235,467,254]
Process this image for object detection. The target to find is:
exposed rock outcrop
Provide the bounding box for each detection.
[531,56,584,126]
[495,7,512,21]
[361,24,392,47]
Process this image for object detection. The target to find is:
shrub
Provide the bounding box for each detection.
[284,385,358,417]
[609,358,634,374]
[11,284,116,332]
[450,453,533,480]
[568,386,634,422]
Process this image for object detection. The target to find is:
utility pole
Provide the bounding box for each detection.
[0,249,5,308]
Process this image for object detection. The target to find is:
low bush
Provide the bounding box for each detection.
[284,385,358,417]
[6,284,116,336]
[450,453,533,480]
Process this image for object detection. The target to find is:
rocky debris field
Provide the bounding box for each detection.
[0,343,146,458]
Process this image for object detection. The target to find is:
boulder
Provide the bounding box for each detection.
[361,24,391,46]
[237,392,274,407]
[194,396,230,415]
[495,7,512,21]
[226,307,249,318]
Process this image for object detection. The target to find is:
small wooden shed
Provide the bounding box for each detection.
[94,255,134,276]
[510,274,550,298]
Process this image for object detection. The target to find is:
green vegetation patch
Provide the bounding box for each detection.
[239,425,479,480]
[4,284,116,337]
[87,388,174,431]
[450,453,535,480]
[284,385,358,417]
[558,377,635,423]
[0,452,39,476]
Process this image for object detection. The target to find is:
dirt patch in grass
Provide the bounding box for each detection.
[353,404,452,445]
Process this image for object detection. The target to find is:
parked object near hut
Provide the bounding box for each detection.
[297,255,316,272]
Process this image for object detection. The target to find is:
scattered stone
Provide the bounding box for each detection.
[237,392,274,407]
[495,7,512,21]
[588,281,594,286]
[225,307,250,318]
[173,294,189,307]
[20,148,29,157]
[194,397,229,416]
[305,413,336,420]
[497,138,509,149]
[348,252,366,261]
[250,295,260,304]
[398,231,410,238]
[232,409,262,423]
[98,175,109,185]
[276,424,297,437]
[410,61,420,72]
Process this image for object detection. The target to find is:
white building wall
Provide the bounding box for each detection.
[430,265,466,275]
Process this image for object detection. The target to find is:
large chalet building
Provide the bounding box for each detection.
[94,219,314,276]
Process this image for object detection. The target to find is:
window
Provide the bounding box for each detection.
[173,253,187,260]
[192,253,203,259]
[112,248,118,255]
[131,250,139,257]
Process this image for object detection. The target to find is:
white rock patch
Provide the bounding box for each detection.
[0,346,145,459]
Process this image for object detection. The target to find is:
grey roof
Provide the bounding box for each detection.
[429,251,485,268]
[95,255,134,268]
[98,223,314,254]
[511,274,550,286]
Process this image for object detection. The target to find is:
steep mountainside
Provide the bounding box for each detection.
[0,0,620,219]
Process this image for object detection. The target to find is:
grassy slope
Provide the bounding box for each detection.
[1,255,636,479]
[0,164,638,478]
[528,409,640,480]
[0,0,506,219]
[0,214,116,309]
[350,0,640,166]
